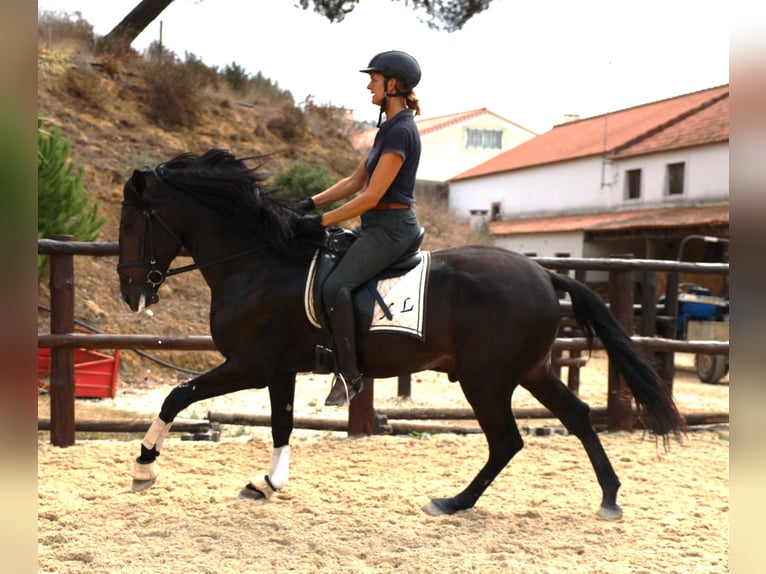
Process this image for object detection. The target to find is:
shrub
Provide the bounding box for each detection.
[140,43,223,128]
[266,104,307,142]
[272,160,337,211]
[63,65,108,110]
[223,61,249,93]
[144,58,202,128]
[38,9,95,50]
[38,116,105,280]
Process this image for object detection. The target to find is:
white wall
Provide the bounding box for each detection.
[449,142,728,221]
[418,116,535,182]
[610,143,729,207]
[493,231,585,257]
[449,156,609,219]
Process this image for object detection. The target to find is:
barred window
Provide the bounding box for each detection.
[465,128,503,150]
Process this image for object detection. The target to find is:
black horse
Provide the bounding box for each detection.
[117,149,684,519]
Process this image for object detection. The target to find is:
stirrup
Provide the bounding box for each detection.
[324,374,363,406]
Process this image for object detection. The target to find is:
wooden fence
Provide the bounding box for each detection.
[38,236,729,446]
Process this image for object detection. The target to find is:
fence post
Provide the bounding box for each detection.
[639,271,657,336]
[347,376,374,436]
[607,255,635,432]
[397,374,411,398]
[48,234,76,447]
[660,271,680,392]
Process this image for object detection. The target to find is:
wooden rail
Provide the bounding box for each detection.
[38,237,729,446]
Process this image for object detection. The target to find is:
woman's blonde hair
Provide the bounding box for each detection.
[395,78,420,116]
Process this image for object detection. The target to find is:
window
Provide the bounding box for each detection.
[490,202,501,221]
[625,169,642,199]
[666,162,685,195]
[465,128,503,150]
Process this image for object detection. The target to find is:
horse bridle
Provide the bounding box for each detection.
[116,202,186,291]
[117,201,265,291]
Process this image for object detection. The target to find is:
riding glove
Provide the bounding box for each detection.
[296,214,324,234]
[294,198,315,213]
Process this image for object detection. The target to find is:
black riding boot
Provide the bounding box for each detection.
[324,287,364,406]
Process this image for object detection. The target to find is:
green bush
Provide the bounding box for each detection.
[223,61,249,93]
[272,160,338,212]
[38,116,104,280]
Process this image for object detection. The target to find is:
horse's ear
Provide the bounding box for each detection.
[129,170,146,196]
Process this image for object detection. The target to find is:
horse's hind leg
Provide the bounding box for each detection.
[520,365,623,520]
[424,378,523,516]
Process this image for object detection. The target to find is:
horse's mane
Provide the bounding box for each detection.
[150,149,325,255]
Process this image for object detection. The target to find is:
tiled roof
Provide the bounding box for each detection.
[488,204,729,236]
[611,95,729,159]
[352,108,533,152]
[453,85,729,181]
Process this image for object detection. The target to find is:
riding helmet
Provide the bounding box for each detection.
[360,51,421,91]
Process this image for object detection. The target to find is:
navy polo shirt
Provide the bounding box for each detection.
[364,109,421,205]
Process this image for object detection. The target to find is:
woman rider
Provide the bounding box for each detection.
[296,50,423,406]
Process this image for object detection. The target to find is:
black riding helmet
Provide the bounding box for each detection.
[361,50,421,126]
[360,50,421,92]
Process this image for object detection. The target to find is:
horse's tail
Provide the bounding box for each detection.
[549,272,686,441]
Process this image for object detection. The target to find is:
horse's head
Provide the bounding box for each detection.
[117,168,184,312]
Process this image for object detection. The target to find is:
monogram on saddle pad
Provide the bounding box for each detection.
[304,227,430,359]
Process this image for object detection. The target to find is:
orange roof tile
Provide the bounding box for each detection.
[453,85,729,180]
[612,95,729,159]
[488,204,729,236]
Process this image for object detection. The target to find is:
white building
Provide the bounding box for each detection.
[448,85,729,264]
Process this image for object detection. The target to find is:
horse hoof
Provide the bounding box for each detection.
[596,504,623,521]
[131,478,156,493]
[422,498,455,516]
[237,485,267,501]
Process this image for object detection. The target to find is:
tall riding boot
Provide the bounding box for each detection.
[324,287,364,406]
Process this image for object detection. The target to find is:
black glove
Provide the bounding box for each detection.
[296,214,324,234]
[293,198,315,213]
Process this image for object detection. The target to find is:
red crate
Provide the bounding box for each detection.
[37,347,121,398]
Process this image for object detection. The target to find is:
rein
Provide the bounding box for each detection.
[117,202,262,289]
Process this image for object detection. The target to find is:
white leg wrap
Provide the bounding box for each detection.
[247,445,291,499]
[268,445,291,490]
[141,417,173,451]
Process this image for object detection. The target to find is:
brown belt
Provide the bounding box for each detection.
[369,202,412,210]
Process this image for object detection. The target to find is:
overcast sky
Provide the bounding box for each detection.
[38,0,729,133]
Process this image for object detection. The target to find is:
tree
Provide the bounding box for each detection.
[102,0,493,51]
[38,117,105,280]
[101,0,174,52]
[299,0,493,31]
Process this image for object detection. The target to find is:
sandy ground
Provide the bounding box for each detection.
[38,352,729,573]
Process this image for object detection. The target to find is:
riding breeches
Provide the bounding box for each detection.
[322,208,420,309]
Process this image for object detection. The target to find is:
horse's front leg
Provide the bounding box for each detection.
[131,359,249,492]
[239,374,296,501]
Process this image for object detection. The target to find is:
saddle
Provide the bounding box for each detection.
[305,227,426,373]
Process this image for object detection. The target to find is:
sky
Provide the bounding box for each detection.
[37,0,730,134]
